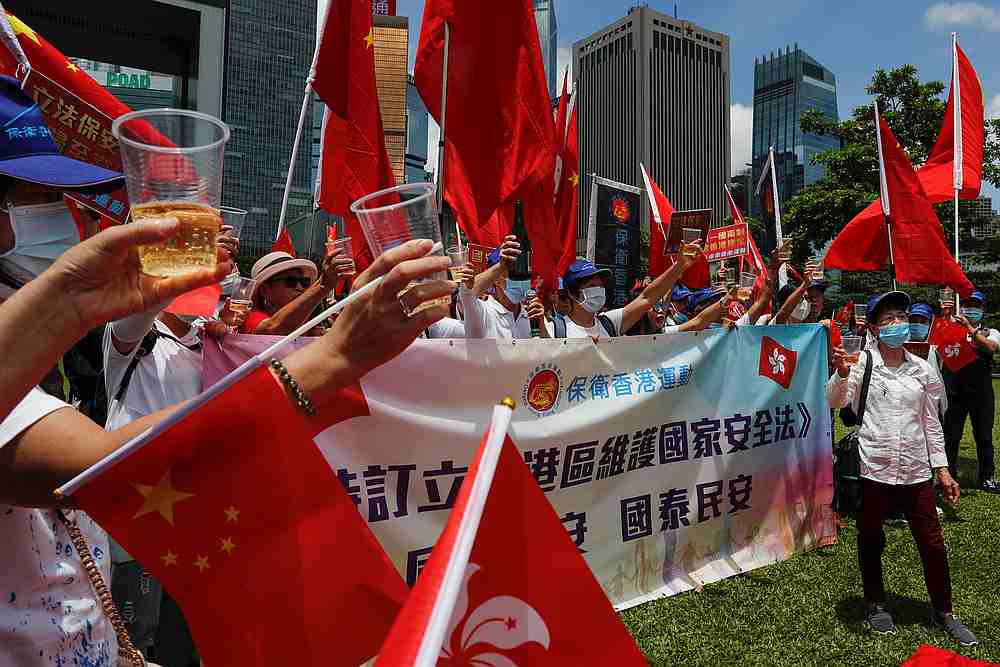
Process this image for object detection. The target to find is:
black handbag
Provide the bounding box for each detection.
[832,351,873,518]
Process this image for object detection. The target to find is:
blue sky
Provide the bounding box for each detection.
[386,0,1000,201]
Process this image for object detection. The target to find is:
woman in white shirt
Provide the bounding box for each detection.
[827,291,975,646]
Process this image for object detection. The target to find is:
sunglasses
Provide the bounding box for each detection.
[269,276,312,289]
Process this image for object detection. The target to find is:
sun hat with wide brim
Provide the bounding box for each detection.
[0,75,124,191]
[249,252,318,300]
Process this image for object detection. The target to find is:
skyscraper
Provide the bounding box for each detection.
[574,7,731,247]
[405,75,431,183]
[751,45,838,213]
[534,0,558,99]
[223,0,318,255]
[373,15,408,185]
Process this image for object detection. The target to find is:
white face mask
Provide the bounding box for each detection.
[0,201,79,286]
[789,299,810,323]
[577,286,606,314]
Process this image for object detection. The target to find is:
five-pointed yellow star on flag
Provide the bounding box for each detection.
[65,61,80,73]
[193,555,210,572]
[224,505,240,523]
[220,537,236,555]
[7,14,39,45]
[364,27,375,49]
[161,550,179,567]
[569,172,580,188]
[132,469,195,526]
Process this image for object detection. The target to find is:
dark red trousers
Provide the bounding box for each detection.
[856,479,953,613]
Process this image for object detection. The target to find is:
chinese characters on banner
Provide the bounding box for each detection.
[372,0,396,16]
[23,69,130,223]
[704,222,750,262]
[663,209,712,255]
[203,326,834,610]
[593,182,642,308]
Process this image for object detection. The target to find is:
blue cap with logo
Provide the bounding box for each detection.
[688,287,724,313]
[866,290,911,322]
[967,289,986,306]
[670,284,692,303]
[908,302,934,320]
[0,75,123,191]
[562,258,611,290]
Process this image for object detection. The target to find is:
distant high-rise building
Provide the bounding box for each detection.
[534,0,558,99]
[574,7,731,248]
[373,15,408,185]
[405,75,430,183]
[751,45,838,214]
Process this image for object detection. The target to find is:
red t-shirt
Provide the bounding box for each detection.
[239,309,270,334]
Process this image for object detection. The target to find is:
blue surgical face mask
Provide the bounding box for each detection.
[878,322,910,348]
[0,201,79,286]
[673,312,689,324]
[577,286,606,314]
[963,307,984,323]
[909,322,930,342]
[503,279,531,304]
[707,322,723,330]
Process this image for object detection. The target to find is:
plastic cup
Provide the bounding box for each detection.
[811,256,825,281]
[842,335,862,364]
[351,183,448,312]
[738,272,756,301]
[447,245,469,282]
[939,288,955,308]
[228,277,256,333]
[326,237,356,276]
[113,108,229,277]
[776,242,791,262]
[220,206,248,239]
[682,227,701,243]
[853,303,867,325]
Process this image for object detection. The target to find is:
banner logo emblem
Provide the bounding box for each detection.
[759,336,797,389]
[610,197,631,223]
[523,363,563,416]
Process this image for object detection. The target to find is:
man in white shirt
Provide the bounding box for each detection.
[459,236,544,339]
[827,291,976,646]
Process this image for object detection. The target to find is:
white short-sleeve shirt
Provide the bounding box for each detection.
[544,308,626,339]
[0,389,116,666]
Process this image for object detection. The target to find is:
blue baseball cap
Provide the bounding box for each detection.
[689,287,723,313]
[487,247,501,267]
[808,280,828,292]
[563,258,611,289]
[0,76,123,191]
[670,284,692,303]
[866,291,910,322]
[909,303,934,320]
[967,290,986,306]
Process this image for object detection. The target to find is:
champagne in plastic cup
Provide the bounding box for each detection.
[351,183,449,314]
[842,335,862,364]
[777,242,792,262]
[220,206,248,239]
[811,256,825,281]
[681,228,700,256]
[853,304,867,326]
[939,288,955,308]
[228,276,256,332]
[326,237,356,276]
[446,245,469,282]
[112,109,230,277]
[737,271,756,301]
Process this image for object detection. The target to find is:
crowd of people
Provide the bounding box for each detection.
[0,77,997,665]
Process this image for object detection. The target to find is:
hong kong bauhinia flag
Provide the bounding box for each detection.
[313,0,396,271]
[376,403,646,666]
[72,367,408,666]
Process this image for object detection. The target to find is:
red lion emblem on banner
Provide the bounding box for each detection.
[610,197,631,223]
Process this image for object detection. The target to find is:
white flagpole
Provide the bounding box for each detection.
[874,102,898,290]
[766,147,788,287]
[275,1,332,242]
[952,32,962,310]
[55,241,444,499]
[435,22,461,251]
[640,162,667,242]
[0,4,30,77]
[413,399,514,667]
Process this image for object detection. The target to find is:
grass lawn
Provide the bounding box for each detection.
[621,379,1000,666]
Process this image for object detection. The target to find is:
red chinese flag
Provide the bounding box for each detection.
[313,0,396,272]
[826,111,973,297]
[902,644,999,667]
[272,228,297,256]
[930,317,979,372]
[164,285,223,318]
[641,164,708,287]
[554,88,580,279]
[376,425,645,665]
[833,300,854,328]
[759,336,797,389]
[73,367,408,666]
[919,41,984,201]
[414,0,557,247]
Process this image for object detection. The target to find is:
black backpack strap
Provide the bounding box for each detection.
[596,313,617,337]
[112,326,202,402]
[552,313,567,339]
[855,350,874,427]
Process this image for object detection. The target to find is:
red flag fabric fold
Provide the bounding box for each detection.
[553,83,579,279]
[642,164,708,287]
[271,228,297,256]
[313,0,396,272]
[377,427,646,666]
[73,366,407,666]
[414,0,557,247]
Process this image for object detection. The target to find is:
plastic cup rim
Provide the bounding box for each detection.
[112,108,231,154]
[220,206,248,216]
[350,182,436,216]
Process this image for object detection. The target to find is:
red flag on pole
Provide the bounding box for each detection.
[826,107,973,296]
[414,0,557,247]
[313,0,396,272]
[376,405,646,666]
[640,164,709,287]
[553,81,579,279]
[72,367,408,666]
[272,228,297,256]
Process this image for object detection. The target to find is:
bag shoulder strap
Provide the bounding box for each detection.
[596,313,617,337]
[552,313,567,339]
[112,326,202,402]
[856,350,874,427]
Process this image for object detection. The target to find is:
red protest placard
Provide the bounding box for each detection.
[663,209,711,254]
[24,69,130,224]
[705,222,749,262]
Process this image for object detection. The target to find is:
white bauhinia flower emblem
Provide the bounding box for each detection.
[769,348,786,375]
[944,343,961,358]
[439,564,551,666]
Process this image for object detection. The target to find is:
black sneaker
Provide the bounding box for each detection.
[980,479,1000,494]
[866,605,897,635]
[932,611,979,646]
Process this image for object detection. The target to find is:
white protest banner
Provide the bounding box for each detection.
[203,325,834,610]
